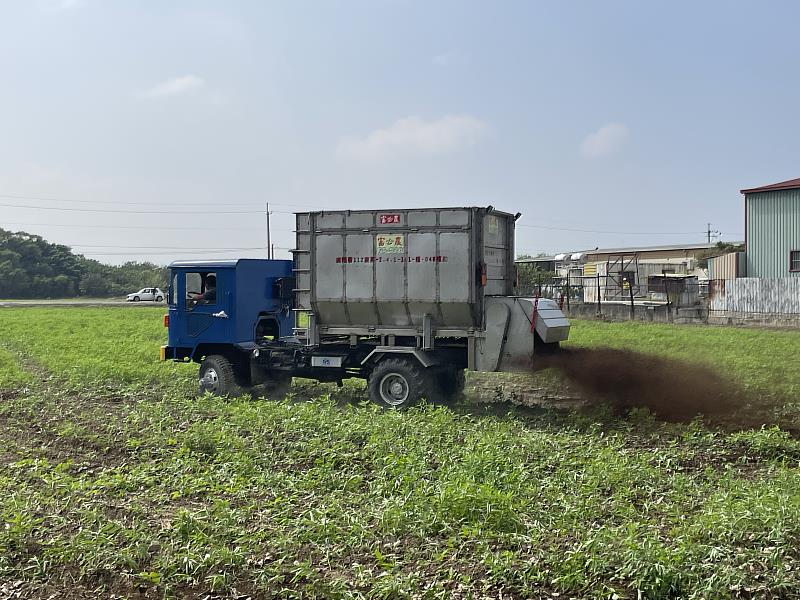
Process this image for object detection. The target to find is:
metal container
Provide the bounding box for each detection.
[293,207,516,332]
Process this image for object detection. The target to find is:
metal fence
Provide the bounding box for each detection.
[518,275,707,308]
[709,278,800,315]
[519,274,800,317]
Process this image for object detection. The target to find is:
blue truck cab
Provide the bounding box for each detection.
[161,259,295,394]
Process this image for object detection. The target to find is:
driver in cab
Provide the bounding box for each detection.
[188,274,217,307]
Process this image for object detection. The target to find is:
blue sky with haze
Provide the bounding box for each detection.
[1,0,798,263]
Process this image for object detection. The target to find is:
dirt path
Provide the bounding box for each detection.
[0,299,163,308]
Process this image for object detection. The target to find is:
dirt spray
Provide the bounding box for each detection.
[533,348,773,426]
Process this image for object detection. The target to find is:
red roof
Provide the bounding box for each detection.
[740,177,800,194]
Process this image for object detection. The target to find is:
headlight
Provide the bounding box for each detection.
[252,349,260,358]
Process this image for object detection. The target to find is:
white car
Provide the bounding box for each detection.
[126,287,165,302]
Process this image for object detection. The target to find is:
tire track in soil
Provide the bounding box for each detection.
[0,343,142,471]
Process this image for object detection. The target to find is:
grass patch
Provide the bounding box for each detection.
[0,306,191,393]
[0,347,32,390]
[0,308,799,598]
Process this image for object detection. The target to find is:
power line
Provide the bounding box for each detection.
[516,223,706,235]
[3,207,742,245]
[0,207,717,236]
[0,193,261,208]
[68,244,269,250]
[0,202,275,215]
[2,217,742,239]
[0,193,327,210]
[79,248,291,256]
[1,221,264,232]
[0,195,744,237]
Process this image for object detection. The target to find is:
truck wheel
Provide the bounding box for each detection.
[367,358,428,409]
[199,355,240,397]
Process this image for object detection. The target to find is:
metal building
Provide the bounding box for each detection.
[741,177,800,278]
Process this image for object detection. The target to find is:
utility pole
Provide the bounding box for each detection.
[596,272,601,316]
[706,222,721,244]
[266,202,271,259]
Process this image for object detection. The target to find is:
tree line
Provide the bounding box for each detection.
[0,228,168,299]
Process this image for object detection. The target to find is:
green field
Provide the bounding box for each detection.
[1,307,800,599]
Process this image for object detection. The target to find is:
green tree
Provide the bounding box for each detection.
[0,230,82,297]
[80,272,111,297]
[0,228,169,299]
[515,253,558,295]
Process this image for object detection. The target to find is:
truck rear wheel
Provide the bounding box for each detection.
[199,355,240,397]
[367,358,428,409]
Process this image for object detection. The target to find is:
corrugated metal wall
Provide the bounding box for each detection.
[638,262,688,278]
[709,278,800,314]
[745,189,800,278]
[708,252,744,279]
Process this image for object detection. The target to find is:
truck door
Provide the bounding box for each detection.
[183,269,233,343]
[166,271,181,349]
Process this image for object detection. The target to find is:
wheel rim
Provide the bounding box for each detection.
[379,372,410,406]
[201,367,220,392]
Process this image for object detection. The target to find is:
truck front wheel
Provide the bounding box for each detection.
[199,355,240,397]
[367,358,428,409]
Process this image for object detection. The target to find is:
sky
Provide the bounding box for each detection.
[1,0,799,264]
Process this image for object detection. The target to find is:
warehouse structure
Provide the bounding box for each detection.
[516,242,734,305]
[706,177,800,324]
[517,176,800,324]
[740,177,800,278]
[518,243,727,276]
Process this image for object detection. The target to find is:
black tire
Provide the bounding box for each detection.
[155,296,163,302]
[133,296,140,302]
[367,358,429,409]
[198,355,241,397]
